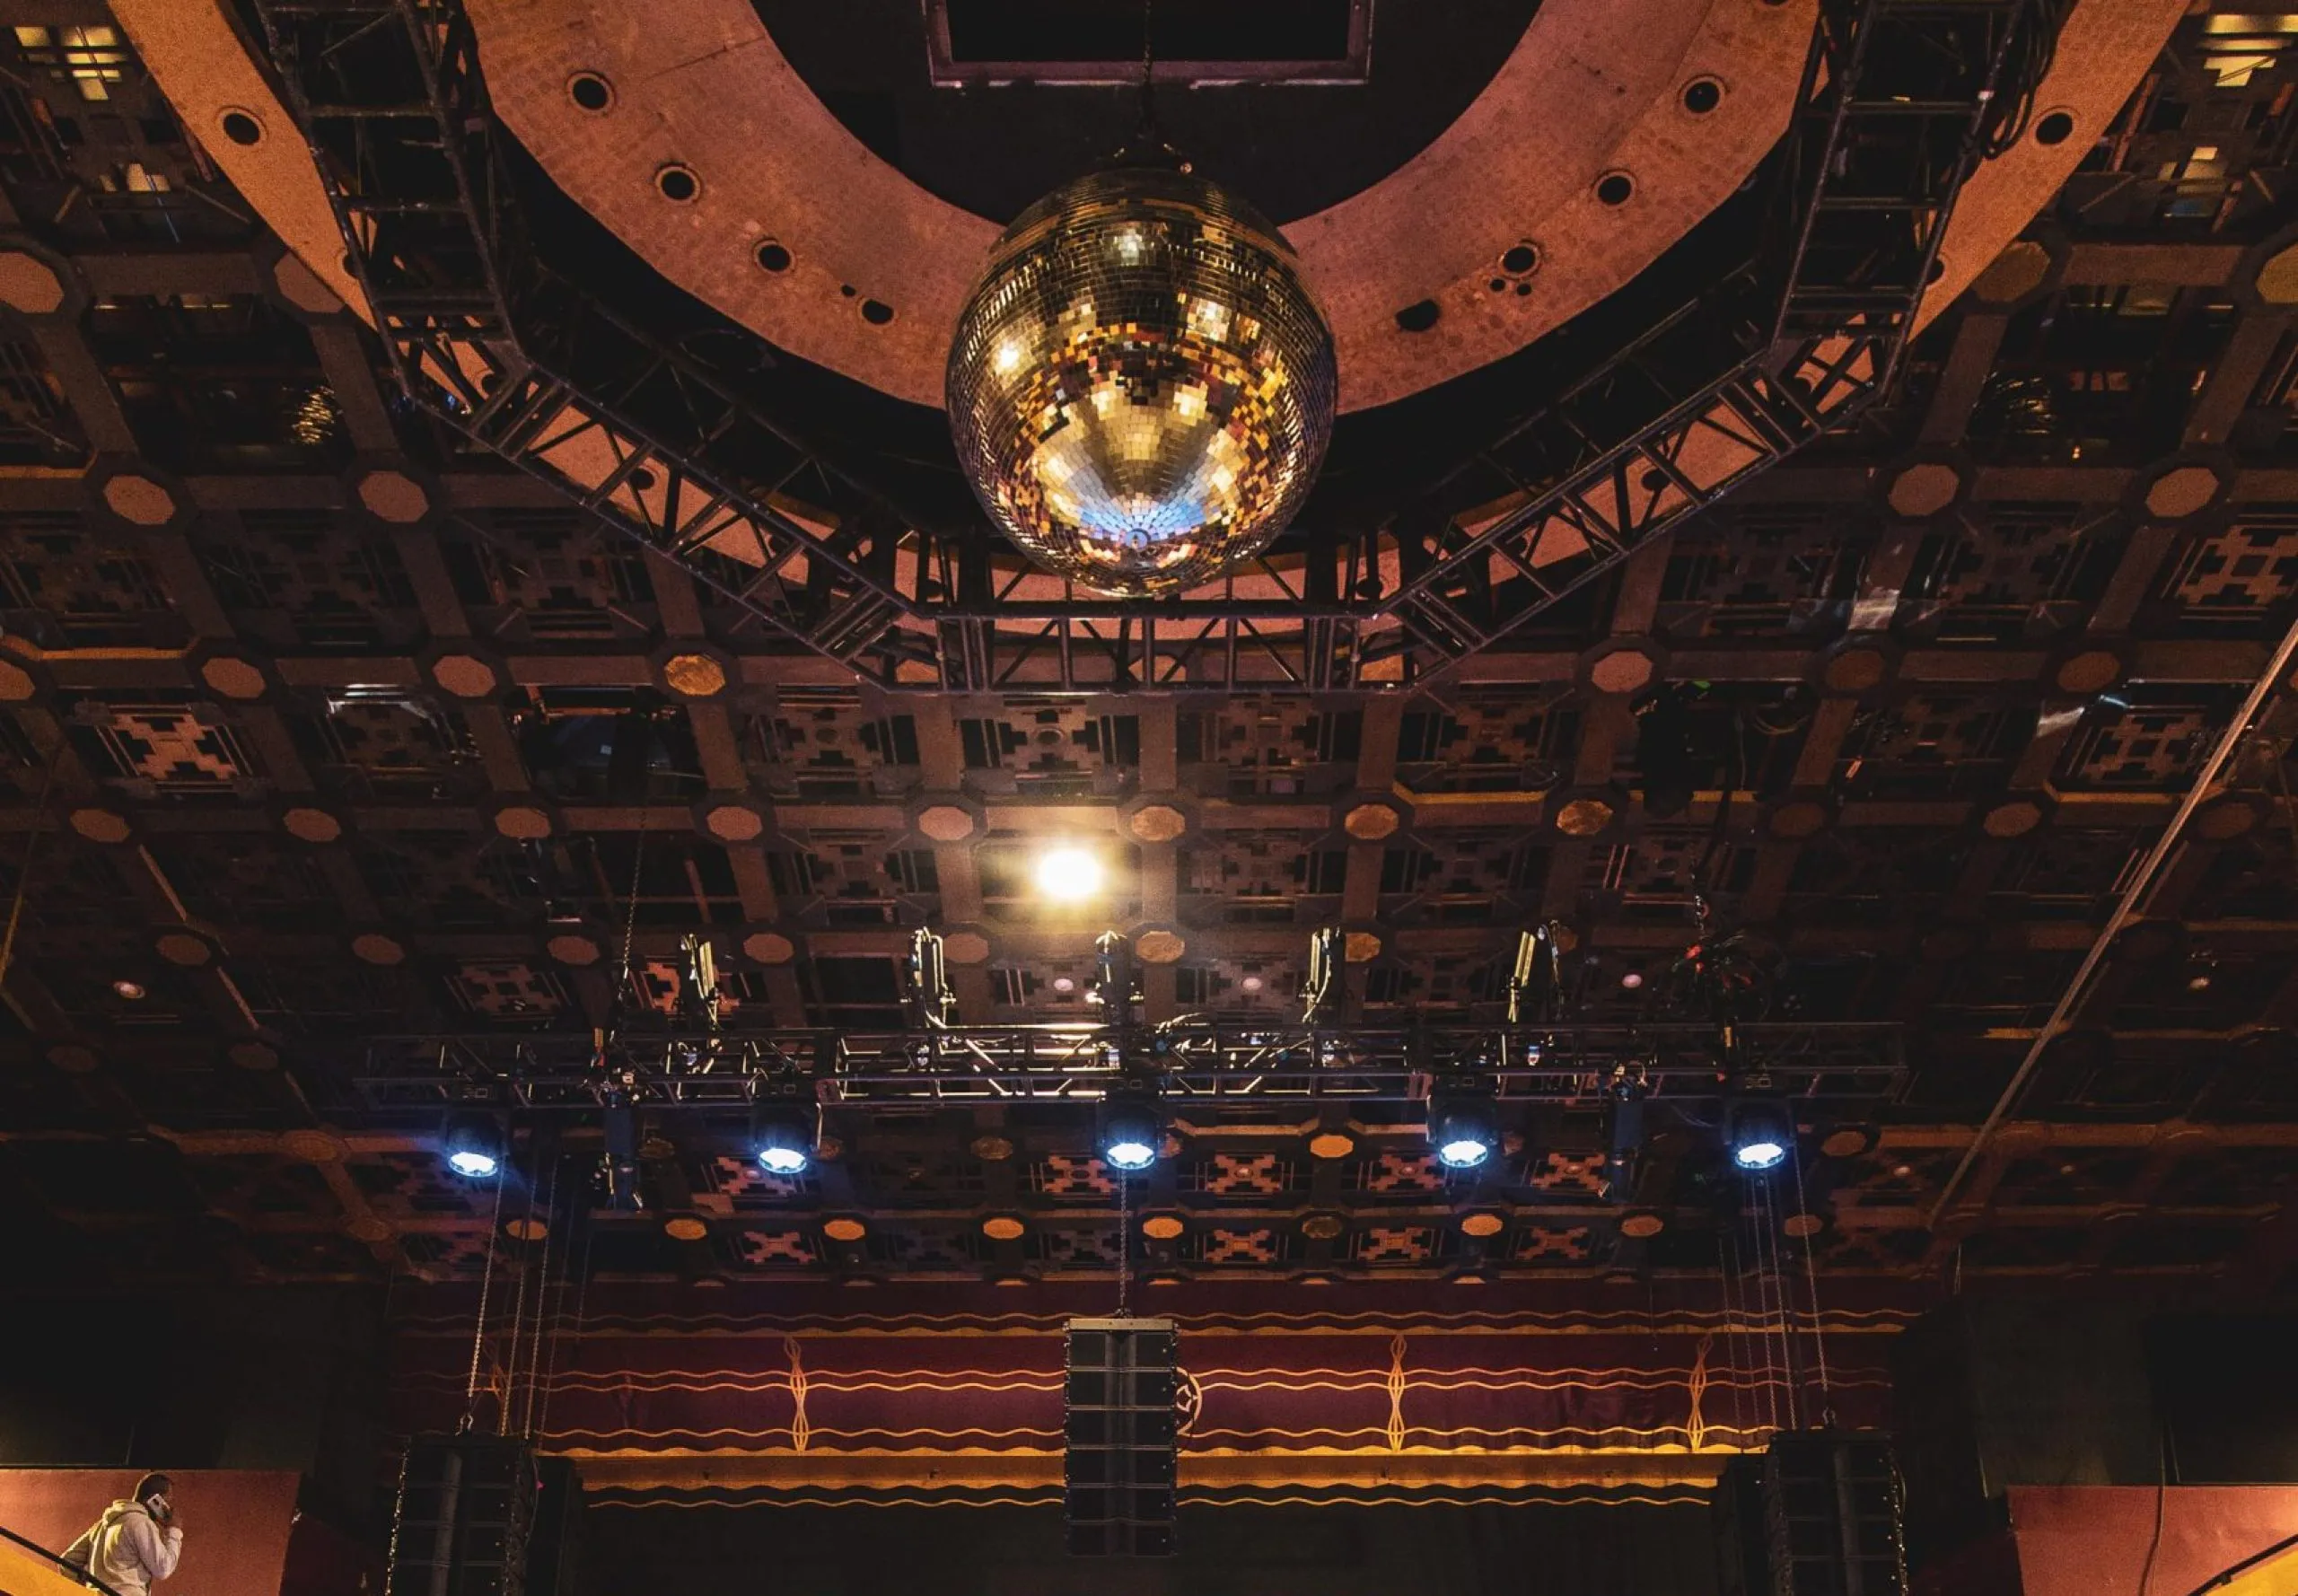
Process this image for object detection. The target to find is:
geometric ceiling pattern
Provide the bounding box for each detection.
[0,4,2294,1291]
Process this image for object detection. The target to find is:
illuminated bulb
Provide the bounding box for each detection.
[1438,1137,1492,1170]
[1619,970,1645,990]
[1732,1138,1788,1172]
[442,1113,504,1180]
[1101,1101,1163,1172]
[1053,977,1076,994]
[1725,1099,1793,1174]
[1240,975,1263,993]
[1034,846,1103,901]
[112,978,146,1000]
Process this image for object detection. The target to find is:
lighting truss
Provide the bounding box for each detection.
[330,1021,1902,1111]
[255,0,2061,692]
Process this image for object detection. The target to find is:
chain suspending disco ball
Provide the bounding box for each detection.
[946,166,1338,598]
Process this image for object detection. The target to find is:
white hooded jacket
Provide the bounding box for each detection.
[63,1501,181,1596]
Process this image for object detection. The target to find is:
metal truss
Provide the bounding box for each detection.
[1375,0,2058,678]
[251,0,938,680]
[331,1021,1902,1111]
[255,0,2060,693]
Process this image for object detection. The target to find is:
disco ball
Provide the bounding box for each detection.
[946,166,1338,598]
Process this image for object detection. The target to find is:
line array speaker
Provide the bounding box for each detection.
[1065,1316,1178,1557]
[1715,1431,1908,1596]
[387,1434,539,1596]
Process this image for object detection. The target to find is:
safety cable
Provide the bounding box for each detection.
[462,1154,508,1427]
[520,1144,561,1439]
[500,1136,542,1435]
[1117,1166,1133,1318]
[1791,1141,1836,1425]
[0,739,65,990]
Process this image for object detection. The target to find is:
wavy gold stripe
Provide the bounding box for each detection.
[591,1495,1061,1510]
[394,1307,1917,1337]
[589,1490,1711,1511]
[404,1367,1881,1397]
[1188,1426,1745,1446]
[562,1444,1738,1495]
[406,1372,1065,1394]
[549,1425,1062,1443]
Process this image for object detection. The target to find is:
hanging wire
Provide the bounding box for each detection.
[1715,1228,1739,1447]
[499,1138,542,1435]
[519,1142,561,1439]
[1790,1141,1836,1425]
[1117,1168,1134,1317]
[0,740,66,990]
[613,820,648,1023]
[1752,1179,1784,1432]
[537,1219,595,1444]
[462,1156,509,1429]
[1757,1177,1801,1433]
[1775,1181,1804,1431]
[1746,1204,1783,1437]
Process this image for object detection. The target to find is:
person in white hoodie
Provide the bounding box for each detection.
[62,1474,182,1596]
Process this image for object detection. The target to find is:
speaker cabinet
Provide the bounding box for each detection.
[1065,1317,1178,1557]
[387,1434,538,1596]
[1715,1432,1908,1596]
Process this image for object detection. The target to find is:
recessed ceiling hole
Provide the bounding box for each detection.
[1682,77,1724,115]
[629,467,657,491]
[1641,469,1669,493]
[861,298,895,326]
[1596,172,1635,206]
[655,164,699,203]
[1926,257,1947,283]
[1501,243,1539,276]
[567,73,612,112]
[839,284,857,298]
[220,110,262,146]
[1488,277,1508,294]
[1514,282,1532,297]
[754,240,792,273]
[1394,299,1440,333]
[2035,110,2074,146]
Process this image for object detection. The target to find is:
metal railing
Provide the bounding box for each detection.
[0,1524,133,1596]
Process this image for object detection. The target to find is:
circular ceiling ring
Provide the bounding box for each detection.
[123,0,2183,415]
[111,0,2184,641]
[468,0,1813,412]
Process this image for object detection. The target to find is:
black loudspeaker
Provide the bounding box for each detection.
[387,1434,538,1596]
[525,1457,583,1596]
[1064,1317,1178,1557]
[1715,1432,1908,1596]
[1891,1296,2159,1565]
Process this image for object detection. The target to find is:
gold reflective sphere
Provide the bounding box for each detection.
[947,166,1338,598]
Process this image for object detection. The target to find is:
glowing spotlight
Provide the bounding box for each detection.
[111,978,146,1001]
[1100,1100,1163,1172]
[1428,1092,1500,1171]
[1034,846,1104,901]
[1726,1098,1793,1173]
[1734,1136,1787,1171]
[751,1098,814,1176]
[442,1112,504,1179]
[1619,970,1645,990]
